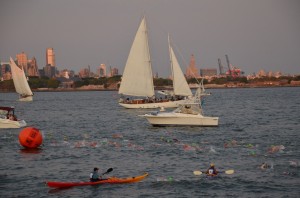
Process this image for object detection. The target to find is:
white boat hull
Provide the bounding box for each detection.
[0,118,27,128]
[18,95,33,102]
[119,99,191,109]
[141,112,219,126]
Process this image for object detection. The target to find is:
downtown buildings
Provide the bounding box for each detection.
[0,48,119,81]
[0,48,290,82]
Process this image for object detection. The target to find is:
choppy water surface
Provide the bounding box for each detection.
[0,87,299,197]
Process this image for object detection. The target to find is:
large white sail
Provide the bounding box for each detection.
[168,36,192,97]
[118,16,155,97]
[10,57,33,97]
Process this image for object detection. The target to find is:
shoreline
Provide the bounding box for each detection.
[1,84,299,93]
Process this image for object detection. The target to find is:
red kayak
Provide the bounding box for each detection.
[46,173,148,188]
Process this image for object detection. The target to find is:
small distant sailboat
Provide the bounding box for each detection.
[10,57,33,102]
[118,16,192,109]
[195,78,211,98]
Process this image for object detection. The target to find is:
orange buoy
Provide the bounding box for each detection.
[19,127,43,148]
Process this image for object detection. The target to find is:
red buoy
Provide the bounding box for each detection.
[19,127,43,148]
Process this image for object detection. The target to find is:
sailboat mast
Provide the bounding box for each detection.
[144,16,154,96]
[168,34,175,85]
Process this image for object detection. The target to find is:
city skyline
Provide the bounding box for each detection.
[1,0,299,77]
[3,49,286,79]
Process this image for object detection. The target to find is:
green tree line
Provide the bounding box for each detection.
[1,75,299,91]
[0,77,60,91]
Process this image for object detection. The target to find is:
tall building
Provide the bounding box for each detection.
[79,68,90,78]
[186,54,199,78]
[27,57,39,77]
[110,67,119,77]
[1,63,11,80]
[44,64,56,78]
[46,48,55,66]
[16,52,28,72]
[98,64,106,77]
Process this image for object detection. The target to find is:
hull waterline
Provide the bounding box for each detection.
[142,113,219,126]
[119,99,191,109]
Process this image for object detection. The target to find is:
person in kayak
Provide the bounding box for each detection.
[90,167,102,182]
[205,163,218,176]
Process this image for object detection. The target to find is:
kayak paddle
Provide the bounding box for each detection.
[223,169,234,174]
[102,168,113,175]
[193,169,234,175]
[193,171,203,175]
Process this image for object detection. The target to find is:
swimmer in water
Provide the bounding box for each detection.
[260,162,271,170]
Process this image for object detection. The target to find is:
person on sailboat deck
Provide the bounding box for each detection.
[90,167,103,182]
[205,163,218,176]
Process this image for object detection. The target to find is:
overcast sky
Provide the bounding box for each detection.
[1,0,299,77]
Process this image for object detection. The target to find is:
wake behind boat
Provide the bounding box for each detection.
[10,57,33,102]
[118,16,192,109]
[0,106,27,128]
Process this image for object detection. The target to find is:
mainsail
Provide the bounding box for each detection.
[118,16,155,97]
[168,36,192,97]
[10,57,33,97]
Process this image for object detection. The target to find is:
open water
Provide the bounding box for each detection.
[0,87,299,198]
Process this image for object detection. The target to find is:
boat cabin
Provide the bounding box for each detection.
[0,106,17,121]
[174,104,202,115]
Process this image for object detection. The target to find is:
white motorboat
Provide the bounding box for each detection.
[118,16,193,109]
[140,103,218,127]
[0,106,27,128]
[10,57,33,102]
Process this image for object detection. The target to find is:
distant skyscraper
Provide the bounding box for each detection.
[79,68,90,78]
[111,67,119,76]
[44,64,56,78]
[16,52,28,72]
[46,48,55,66]
[186,54,199,78]
[99,64,106,77]
[1,63,11,80]
[27,57,39,77]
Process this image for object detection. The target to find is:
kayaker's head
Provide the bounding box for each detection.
[94,167,99,171]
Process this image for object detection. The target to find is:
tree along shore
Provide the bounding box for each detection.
[1,75,299,92]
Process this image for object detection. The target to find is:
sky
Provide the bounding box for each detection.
[1,0,299,77]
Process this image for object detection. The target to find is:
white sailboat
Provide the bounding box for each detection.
[10,57,33,102]
[118,17,192,109]
[168,35,193,97]
[195,78,211,98]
